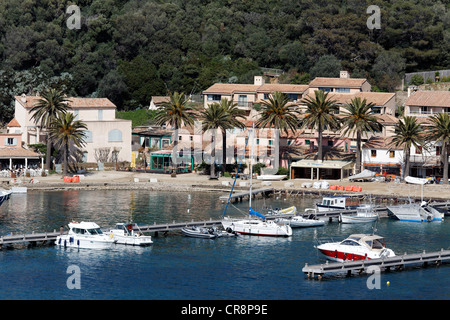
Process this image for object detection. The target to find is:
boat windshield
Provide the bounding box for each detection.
[87,228,103,235]
[372,239,384,249]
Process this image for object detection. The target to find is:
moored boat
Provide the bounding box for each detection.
[339,205,378,224]
[55,221,116,249]
[316,234,395,262]
[387,202,443,222]
[109,223,153,246]
[316,196,362,212]
[181,226,218,239]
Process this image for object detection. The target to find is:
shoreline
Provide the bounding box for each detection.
[3,170,450,201]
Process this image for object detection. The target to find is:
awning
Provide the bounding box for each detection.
[291,159,354,170]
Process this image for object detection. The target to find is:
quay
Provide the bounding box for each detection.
[219,187,274,202]
[302,249,450,279]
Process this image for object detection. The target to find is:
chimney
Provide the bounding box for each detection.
[254,76,265,86]
[407,86,418,97]
[20,93,27,103]
[340,71,350,79]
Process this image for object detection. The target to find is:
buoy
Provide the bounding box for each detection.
[387,281,390,286]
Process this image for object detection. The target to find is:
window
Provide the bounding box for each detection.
[389,150,395,158]
[415,146,422,154]
[371,150,377,157]
[305,140,310,145]
[436,146,442,156]
[82,152,88,163]
[108,129,122,142]
[5,138,17,146]
[328,140,333,147]
[207,94,221,101]
[318,87,333,92]
[238,95,247,107]
[287,94,297,101]
[335,88,350,93]
[268,139,273,146]
[98,109,103,121]
[83,130,93,143]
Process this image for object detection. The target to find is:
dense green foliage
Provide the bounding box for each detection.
[0,0,448,124]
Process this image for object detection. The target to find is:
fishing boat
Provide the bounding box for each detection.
[55,221,116,249]
[316,234,395,262]
[109,223,153,246]
[387,202,443,222]
[181,226,218,239]
[339,205,378,224]
[316,196,362,212]
[221,124,292,237]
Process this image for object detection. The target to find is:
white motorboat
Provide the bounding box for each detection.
[316,234,395,262]
[316,196,362,212]
[256,174,287,181]
[340,205,378,224]
[55,221,116,249]
[387,202,443,222]
[221,124,292,237]
[109,223,153,246]
[404,176,428,185]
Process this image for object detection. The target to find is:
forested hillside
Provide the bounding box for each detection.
[0,0,448,123]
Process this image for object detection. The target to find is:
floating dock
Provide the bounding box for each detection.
[302,249,450,279]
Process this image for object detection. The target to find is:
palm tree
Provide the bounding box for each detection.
[154,92,196,174]
[256,91,300,169]
[30,88,68,171]
[426,113,450,184]
[198,102,230,178]
[301,90,340,161]
[49,112,87,177]
[340,97,381,174]
[218,99,246,173]
[388,116,424,180]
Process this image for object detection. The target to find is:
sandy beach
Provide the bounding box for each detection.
[3,170,450,201]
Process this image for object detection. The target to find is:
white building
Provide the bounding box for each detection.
[13,94,132,163]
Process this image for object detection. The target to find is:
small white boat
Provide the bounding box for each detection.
[181,226,218,239]
[55,221,116,249]
[0,189,12,206]
[316,234,395,262]
[404,176,428,185]
[109,223,153,246]
[340,205,378,224]
[256,175,287,181]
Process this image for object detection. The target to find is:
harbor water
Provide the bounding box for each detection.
[0,190,449,300]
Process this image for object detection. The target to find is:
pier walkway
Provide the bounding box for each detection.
[302,249,450,279]
[219,187,274,202]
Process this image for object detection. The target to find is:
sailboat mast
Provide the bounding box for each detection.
[249,123,254,213]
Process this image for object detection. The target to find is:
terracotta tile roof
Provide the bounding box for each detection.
[202,83,260,94]
[151,96,170,104]
[15,96,116,109]
[302,92,395,106]
[405,91,450,108]
[309,77,368,88]
[7,118,21,127]
[258,84,309,93]
[0,147,40,158]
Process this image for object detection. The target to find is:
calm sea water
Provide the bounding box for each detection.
[0,190,449,301]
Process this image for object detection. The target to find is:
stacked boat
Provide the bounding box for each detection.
[387,202,443,222]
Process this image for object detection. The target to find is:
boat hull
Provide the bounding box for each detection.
[181,227,218,239]
[317,244,394,262]
[277,217,324,228]
[55,235,116,249]
[340,215,378,224]
[114,235,153,246]
[221,219,292,237]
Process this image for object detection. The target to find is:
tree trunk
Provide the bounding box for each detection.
[210,128,216,178]
[356,130,362,174]
[172,126,178,174]
[317,120,323,161]
[45,132,52,171]
[443,142,449,184]
[63,143,68,176]
[222,130,226,175]
[402,148,410,180]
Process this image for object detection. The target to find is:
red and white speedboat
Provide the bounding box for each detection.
[316,234,395,262]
